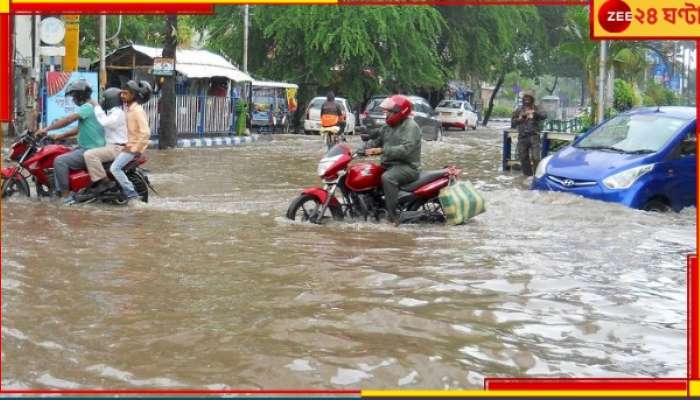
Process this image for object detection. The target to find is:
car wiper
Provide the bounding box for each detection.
[575,145,625,153]
[623,149,656,154]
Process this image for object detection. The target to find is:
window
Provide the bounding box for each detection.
[678,129,696,158]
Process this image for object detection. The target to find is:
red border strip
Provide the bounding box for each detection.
[12,3,214,13]
[1,14,10,122]
[484,378,688,391]
[691,255,699,380]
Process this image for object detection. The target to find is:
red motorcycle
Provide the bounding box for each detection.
[2,131,152,204]
[286,140,460,224]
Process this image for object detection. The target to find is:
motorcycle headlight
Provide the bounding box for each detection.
[317,155,341,177]
[602,164,654,190]
[535,155,552,179]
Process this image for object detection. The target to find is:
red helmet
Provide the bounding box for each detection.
[379,95,412,127]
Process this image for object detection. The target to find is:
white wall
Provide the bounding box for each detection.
[13,15,33,66]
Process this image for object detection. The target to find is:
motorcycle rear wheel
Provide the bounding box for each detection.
[286,194,344,223]
[407,197,446,223]
[1,175,30,198]
[126,170,149,203]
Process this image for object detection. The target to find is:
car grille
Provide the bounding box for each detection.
[546,175,597,188]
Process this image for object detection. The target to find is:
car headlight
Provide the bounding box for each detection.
[602,164,654,190]
[317,155,341,177]
[535,155,552,179]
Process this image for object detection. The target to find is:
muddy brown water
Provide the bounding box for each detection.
[2,127,694,389]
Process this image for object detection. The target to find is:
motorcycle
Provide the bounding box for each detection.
[2,131,153,205]
[320,125,345,150]
[286,129,460,224]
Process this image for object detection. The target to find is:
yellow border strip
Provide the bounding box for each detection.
[362,390,687,398]
[690,381,700,397]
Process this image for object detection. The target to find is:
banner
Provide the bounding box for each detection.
[592,0,700,38]
[286,87,298,113]
[44,71,98,134]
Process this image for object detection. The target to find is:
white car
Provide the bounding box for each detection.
[435,100,478,131]
[303,97,356,135]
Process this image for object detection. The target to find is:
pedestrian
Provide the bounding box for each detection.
[511,91,547,176]
[35,80,105,205]
[364,95,421,226]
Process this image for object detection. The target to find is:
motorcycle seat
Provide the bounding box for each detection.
[400,170,446,192]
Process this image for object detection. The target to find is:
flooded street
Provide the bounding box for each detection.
[2,126,695,389]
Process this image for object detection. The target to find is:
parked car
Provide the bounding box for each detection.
[303,97,356,135]
[531,107,696,212]
[435,99,478,130]
[359,95,443,141]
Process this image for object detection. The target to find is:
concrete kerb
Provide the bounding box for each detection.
[148,135,259,149]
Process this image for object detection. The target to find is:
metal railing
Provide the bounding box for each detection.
[502,129,578,171]
[544,117,583,133]
[143,94,241,138]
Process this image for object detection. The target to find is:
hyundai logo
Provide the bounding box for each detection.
[562,179,575,187]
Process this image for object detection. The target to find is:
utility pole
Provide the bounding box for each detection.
[243,5,249,73]
[99,15,106,92]
[597,40,607,124]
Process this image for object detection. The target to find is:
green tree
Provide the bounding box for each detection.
[196,6,447,123]
[613,79,638,112]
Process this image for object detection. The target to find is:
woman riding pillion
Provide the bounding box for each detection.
[320,91,346,150]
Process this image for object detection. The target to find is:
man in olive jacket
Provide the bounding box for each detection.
[511,91,547,176]
[365,95,421,225]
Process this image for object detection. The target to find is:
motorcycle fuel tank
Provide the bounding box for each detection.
[346,162,385,192]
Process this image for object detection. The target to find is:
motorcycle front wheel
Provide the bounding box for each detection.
[1,175,30,198]
[286,194,344,223]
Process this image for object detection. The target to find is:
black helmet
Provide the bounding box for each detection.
[101,87,123,110]
[65,79,92,104]
[125,80,152,104]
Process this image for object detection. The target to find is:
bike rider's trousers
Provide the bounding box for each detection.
[54,148,87,194]
[381,164,419,222]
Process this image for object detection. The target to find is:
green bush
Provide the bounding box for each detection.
[642,82,679,106]
[613,79,639,112]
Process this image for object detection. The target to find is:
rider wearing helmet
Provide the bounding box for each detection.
[108,80,152,202]
[364,95,422,225]
[78,87,129,201]
[320,91,346,145]
[35,79,106,204]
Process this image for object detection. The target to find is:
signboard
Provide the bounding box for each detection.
[286,87,298,113]
[669,75,681,91]
[592,0,700,39]
[44,71,99,135]
[63,15,80,72]
[153,57,175,76]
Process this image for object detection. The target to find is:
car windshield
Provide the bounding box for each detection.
[575,114,688,154]
[438,100,463,109]
[362,98,385,113]
[308,98,325,110]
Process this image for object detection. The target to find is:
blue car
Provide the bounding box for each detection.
[531,107,696,212]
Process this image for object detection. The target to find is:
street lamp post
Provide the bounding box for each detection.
[597,40,607,124]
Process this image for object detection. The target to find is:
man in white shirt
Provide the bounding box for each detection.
[81,87,129,197]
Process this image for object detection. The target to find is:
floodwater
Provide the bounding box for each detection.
[2,126,695,389]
